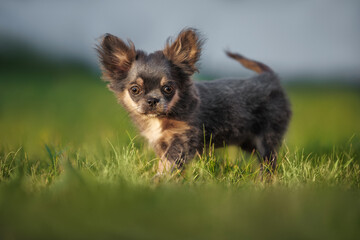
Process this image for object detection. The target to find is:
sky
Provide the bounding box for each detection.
[1,0,359,79]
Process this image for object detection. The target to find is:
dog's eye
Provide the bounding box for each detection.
[130,85,141,95]
[162,86,174,94]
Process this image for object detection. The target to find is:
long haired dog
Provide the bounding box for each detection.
[97,28,291,174]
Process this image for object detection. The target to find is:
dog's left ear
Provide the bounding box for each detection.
[163,28,203,76]
[96,34,136,82]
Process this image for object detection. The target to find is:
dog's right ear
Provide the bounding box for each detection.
[163,28,203,76]
[96,34,136,82]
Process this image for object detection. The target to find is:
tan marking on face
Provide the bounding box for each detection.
[120,91,138,112]
[160,77,179,112]
[118,78,144,114]
[160,77,167,86]
[135,77,144,86]
[166,91,179,112]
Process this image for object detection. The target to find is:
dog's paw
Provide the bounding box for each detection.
[151,172,165,183]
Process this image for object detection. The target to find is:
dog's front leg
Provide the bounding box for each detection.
[158,145,186,175]
[155,136,191,175]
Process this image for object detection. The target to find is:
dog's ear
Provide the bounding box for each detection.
[97,34,136,82]
[163,28,203,76]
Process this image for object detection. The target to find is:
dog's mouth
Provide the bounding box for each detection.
[143,111,167,118]
[138,108,165,117]
[136,103,168,117]
[138,105,167,117]
[145,113,159,118]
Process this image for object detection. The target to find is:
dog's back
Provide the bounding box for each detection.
[195,52,291,169]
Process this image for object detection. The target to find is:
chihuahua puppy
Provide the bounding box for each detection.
[97,28,291,174]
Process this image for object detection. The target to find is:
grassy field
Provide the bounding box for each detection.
[0,54,360,239]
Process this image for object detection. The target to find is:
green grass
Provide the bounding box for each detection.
[0,56,360,239]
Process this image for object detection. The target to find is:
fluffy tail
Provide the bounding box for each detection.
[225,51,273,74]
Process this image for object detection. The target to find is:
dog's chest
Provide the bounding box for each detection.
[140,118,191,147]
[141,118,163,145]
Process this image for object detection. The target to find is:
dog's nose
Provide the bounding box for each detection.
[147,98,160,107]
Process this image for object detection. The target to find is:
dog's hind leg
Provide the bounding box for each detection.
[255,136,278,174]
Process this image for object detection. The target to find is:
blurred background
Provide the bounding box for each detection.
[1,0,360,78]
[1,1,360,238]
[0,0,359,156]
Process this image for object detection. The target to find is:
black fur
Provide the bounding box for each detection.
[96,28,291,174]
[195,73,291,169]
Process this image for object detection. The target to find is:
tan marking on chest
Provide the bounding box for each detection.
[159,120,191,151]
[161,119,191,133]
[120,90,138,111]
[141,118,163,145]
[141,118,191,149]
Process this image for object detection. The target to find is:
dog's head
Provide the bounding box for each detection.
[97,28,203,117]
